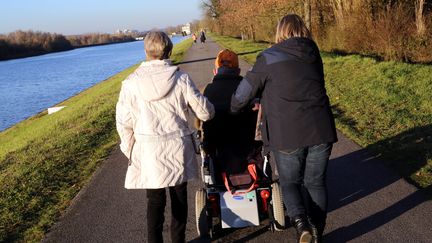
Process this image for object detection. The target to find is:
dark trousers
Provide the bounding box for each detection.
[146,182,188,243]
[273,143,332,234]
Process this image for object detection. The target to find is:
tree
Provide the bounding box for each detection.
[305,0,312,31]
[415,0,426,36]
[201,0,222,18]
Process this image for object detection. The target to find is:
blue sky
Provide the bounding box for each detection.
[0,0,203,35]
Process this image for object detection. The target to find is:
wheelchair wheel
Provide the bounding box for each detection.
[271,182,285,231]
[195,189,209,237]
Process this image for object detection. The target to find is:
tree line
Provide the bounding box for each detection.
[201,0,432,63]
[67,33,135,47]
[0,30,136,60]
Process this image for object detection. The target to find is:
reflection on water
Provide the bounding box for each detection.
[0,36,188,131]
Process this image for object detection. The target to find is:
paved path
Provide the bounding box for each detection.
[43,39,432,243]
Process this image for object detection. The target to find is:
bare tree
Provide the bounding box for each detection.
[201,0,222,18]
[330,0,345,27]
[415,0,426,36]
[305,0,312,31]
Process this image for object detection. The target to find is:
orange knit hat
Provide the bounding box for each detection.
[215,49,239,69]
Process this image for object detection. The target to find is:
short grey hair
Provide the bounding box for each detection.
[144,31,173,60]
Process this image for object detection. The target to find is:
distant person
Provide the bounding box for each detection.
[192,33,197,43]
[116,31,214,243]
[231,14,337,243]
[200,30,206,44]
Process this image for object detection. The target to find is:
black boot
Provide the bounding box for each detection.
[291,215,313,243]
[307,216,320,243]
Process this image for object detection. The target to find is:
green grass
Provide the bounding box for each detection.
[209,34,270,63]
[0,37,193,242]
[210,33,432,189]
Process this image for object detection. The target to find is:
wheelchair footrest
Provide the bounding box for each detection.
[219,190,260,228]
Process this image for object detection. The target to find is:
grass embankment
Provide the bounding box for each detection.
[0,38,193,242]
[209,33,432,189]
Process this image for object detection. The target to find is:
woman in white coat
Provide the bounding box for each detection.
[116,31,214,243]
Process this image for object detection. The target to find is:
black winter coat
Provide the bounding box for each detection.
[203,74,258,173]
[231,37,337,151]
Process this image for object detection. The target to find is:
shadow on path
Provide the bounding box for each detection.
[178,57,216,65]
[177,50,261,65]
[326,184,431,242]
[188,225,272,243]
[325,123,432,241]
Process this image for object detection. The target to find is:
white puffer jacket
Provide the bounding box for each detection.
[116,59,214,189]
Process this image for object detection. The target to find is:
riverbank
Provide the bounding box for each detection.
[0,38,193,242]
[209,33,432,189]
[0,39,140,61]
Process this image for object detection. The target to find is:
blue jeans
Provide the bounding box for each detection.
[273,143,332,224]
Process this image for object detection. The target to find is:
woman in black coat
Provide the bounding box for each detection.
[231,14,337,243]
[200,30,206,43]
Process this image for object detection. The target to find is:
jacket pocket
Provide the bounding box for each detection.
[279,148,300,155]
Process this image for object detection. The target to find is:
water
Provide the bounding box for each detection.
[0,36,188,131]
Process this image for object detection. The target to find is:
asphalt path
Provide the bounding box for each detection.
[43,38,432,243]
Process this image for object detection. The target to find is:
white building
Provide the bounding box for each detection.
[181,23,191,35]
[115,29,139,35]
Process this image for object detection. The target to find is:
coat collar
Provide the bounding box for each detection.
[212,74,243,83]
[140,59,172,67]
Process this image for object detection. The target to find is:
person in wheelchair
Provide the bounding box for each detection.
[200,49,260,185]
[194,50,286,235]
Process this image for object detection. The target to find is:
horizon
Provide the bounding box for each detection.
[0,0,202,35]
